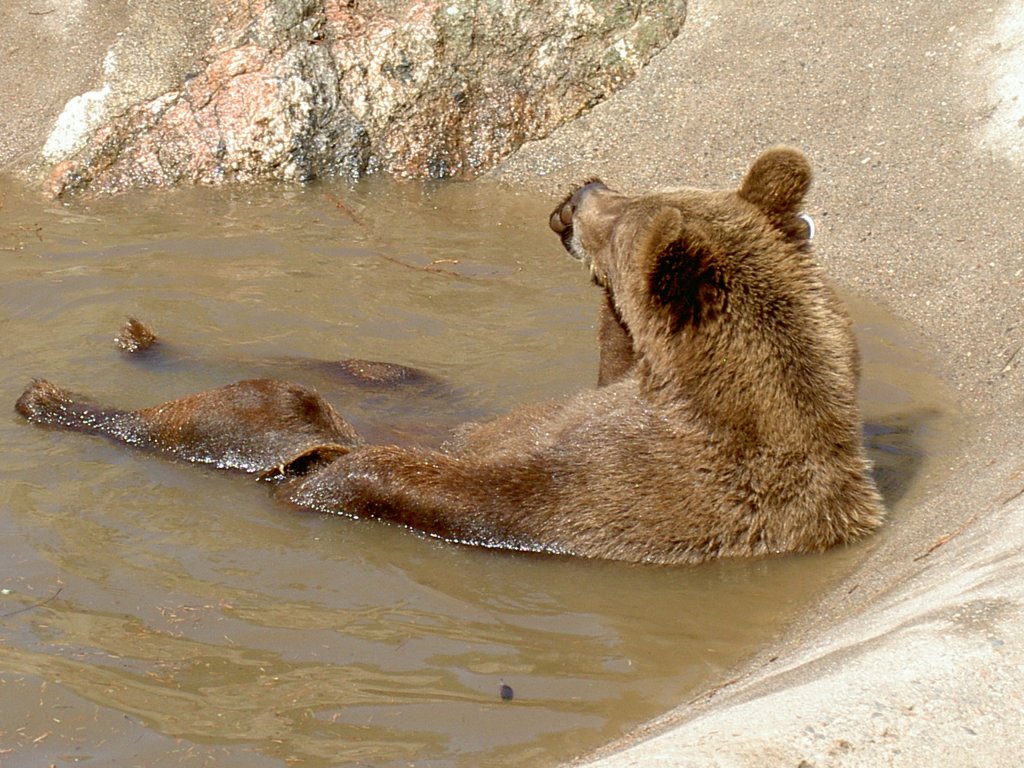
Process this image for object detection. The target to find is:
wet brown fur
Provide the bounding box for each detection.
[15,148,883,564]
[16,377,360,474]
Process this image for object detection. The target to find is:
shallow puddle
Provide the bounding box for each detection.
[0,175,958,766]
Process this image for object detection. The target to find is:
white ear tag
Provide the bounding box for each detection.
[797,212,816,241]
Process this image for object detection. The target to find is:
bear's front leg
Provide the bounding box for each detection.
[596,289,636,386]
[274,444,555,551]
[16,378,361,474]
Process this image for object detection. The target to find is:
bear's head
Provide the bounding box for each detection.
[550,148,860,441]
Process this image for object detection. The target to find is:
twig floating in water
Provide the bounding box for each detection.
[0,586,64,619]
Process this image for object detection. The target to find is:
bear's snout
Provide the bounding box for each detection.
[549,181,610,237]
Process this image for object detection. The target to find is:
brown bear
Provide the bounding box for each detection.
[15,147,884,564]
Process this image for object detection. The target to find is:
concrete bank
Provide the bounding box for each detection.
[496,0,1024,764]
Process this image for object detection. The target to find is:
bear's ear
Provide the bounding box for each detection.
[642,207,727,330]
[738,147,812,217]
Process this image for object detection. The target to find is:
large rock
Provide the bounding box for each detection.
[31,0,686,196]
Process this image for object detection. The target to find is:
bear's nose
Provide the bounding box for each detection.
[549,180,609,235]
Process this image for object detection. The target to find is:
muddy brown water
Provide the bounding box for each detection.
[0,176,958,766]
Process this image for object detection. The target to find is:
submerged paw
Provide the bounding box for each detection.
[115,317,159,353]
[15,379,77,424]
